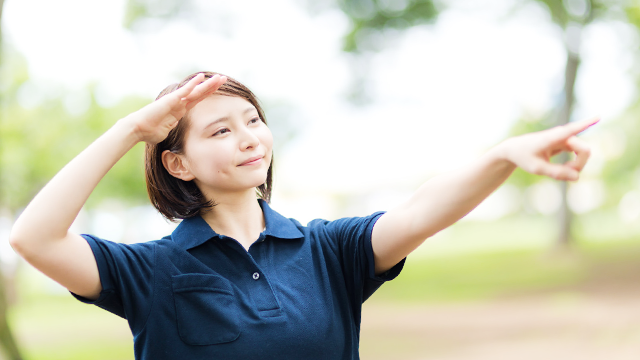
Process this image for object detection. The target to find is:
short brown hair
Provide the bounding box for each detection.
[145,71,273,221]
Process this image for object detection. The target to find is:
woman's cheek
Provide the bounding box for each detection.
[192,146,227,177]
[260,126,274,150]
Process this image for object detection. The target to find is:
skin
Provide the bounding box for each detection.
[8,72,597,303]
[162,95,274,248]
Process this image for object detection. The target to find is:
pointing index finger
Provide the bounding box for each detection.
[562,116,600,137]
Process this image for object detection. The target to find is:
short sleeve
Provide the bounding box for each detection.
[70,234,155,330]
[321,212,405,303]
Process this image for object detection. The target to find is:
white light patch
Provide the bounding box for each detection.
[567,179,606,214]
[575,22,638,121]
[526,180,562,215]
[619,190,640,223]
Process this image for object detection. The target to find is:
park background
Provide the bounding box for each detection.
[1,0,640,358]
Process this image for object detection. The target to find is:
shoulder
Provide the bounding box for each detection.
[300,211,386,250]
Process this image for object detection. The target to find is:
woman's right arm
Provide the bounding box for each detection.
[9,73,226,300]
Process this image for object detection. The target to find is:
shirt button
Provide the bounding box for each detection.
[252,272,260,280]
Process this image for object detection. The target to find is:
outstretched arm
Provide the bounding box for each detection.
[9,73,226,299]
[371,117,599,274]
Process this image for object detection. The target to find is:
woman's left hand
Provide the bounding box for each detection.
[499,117,599,181]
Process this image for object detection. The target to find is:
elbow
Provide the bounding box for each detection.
[8,222,38,258]
[8,215,44,257]
[8,230,28,257]
[9,223,66,260]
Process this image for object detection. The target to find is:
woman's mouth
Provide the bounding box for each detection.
[238,156,263,166]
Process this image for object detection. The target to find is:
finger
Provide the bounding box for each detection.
[182,75,226,102]
[188,74,222,98]
[191,75,227,103]
[564,136,591,171]
[173,73,206,100]
[183,76,228,111]
[558,116,600,139]
[203,75,227,97]
[527,158,579,181]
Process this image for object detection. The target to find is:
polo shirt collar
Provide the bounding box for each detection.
[171,199,303,250]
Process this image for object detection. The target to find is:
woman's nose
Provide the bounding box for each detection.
[239,128,260,150]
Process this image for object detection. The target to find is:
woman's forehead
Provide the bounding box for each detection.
[191,95,255,117]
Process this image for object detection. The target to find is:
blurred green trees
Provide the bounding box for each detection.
[0,49,149,360]
[0,0,24,357]
[0,274,20,360]
[337,0,441,53]
[0,11,148,359]
[0,64,151,210]
[505,0,640,246]
[334,0,640,247]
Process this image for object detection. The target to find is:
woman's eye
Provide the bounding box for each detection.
[249,117,260,124]
[213,128,229,136]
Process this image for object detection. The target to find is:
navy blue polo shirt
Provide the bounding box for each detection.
[72,200,405,359]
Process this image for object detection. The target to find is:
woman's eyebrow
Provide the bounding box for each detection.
[203,117,229,131]
[202,107,258,131]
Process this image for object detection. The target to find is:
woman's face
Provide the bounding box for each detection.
[180,94,273,198]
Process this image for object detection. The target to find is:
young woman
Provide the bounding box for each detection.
[9,71,596,359]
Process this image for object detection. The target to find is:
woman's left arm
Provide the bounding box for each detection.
[371,117,599,274]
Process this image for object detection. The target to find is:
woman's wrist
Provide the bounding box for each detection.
[488,139,518,170]
[112,114,145,147]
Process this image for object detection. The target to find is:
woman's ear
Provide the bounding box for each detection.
[161,150,195,181]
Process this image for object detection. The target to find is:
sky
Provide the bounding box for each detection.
[2,0,637,226]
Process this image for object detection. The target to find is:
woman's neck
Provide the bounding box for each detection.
[200,191,265,251]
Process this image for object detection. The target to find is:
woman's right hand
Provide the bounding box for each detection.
[125,73,228,144]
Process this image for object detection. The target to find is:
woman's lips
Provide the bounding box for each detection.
[238,156,263,166]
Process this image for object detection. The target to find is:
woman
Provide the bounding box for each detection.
[9,71,596,359]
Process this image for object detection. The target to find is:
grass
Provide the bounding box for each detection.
[8,295,133,360]
[373,236,640,304]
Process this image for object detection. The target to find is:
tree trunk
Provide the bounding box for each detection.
[0,0,25,357]
[0,275,22,360]
[556,29,581,249]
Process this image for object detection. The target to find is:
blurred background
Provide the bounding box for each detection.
[0,0,639,359]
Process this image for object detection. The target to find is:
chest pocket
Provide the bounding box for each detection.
[172,274,241,345]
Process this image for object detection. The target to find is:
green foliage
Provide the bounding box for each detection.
[523,0,640,29]
[524,0,615,28]
[0,76,151,211]
[123,0,192,29]
[339,0,441,52]
[530,0,575,27]
[624,3,640,29]
[600,103,640,201]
